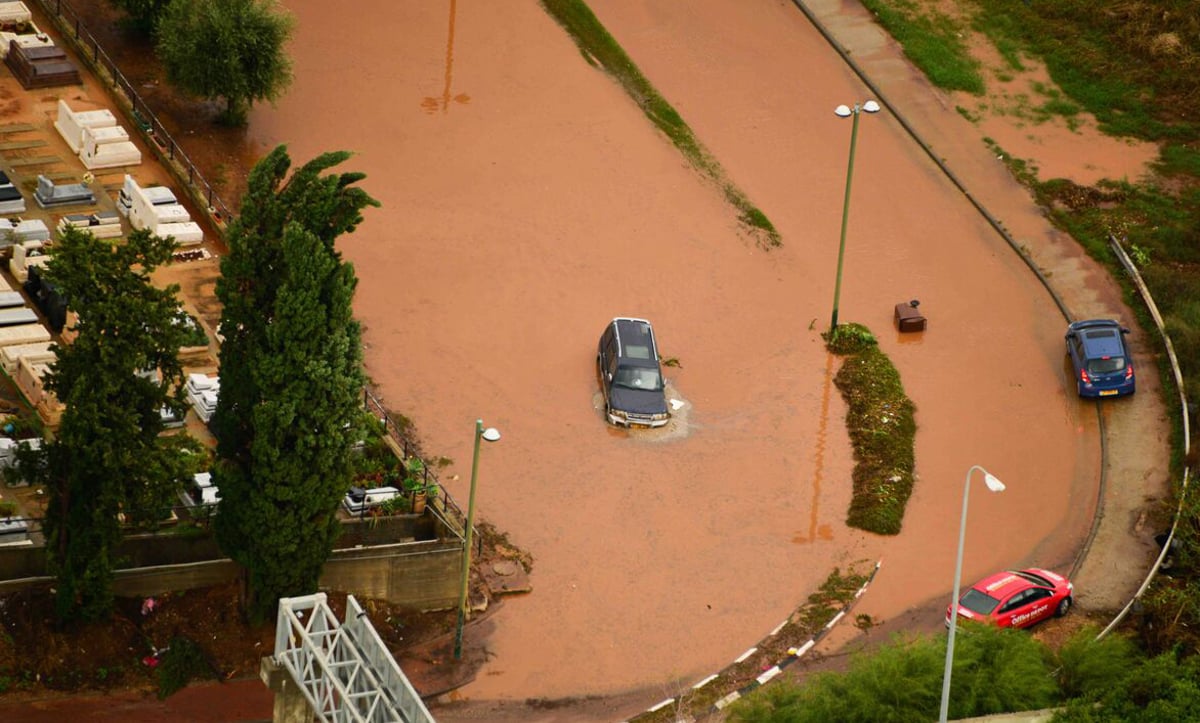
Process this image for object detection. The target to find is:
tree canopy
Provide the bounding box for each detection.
[155,0,294,125]
[26,227,193,621]
[213,145,378,622]
[111,0,173,35]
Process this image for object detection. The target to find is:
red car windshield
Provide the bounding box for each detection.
[959,588,1001,615]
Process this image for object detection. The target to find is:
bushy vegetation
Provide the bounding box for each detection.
[728,625,1146,722]
[824,324,917,535]
[154,635,218,699]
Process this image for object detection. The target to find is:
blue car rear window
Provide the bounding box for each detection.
[1087,356,1126,374]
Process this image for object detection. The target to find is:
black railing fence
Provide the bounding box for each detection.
[34,0,236,229]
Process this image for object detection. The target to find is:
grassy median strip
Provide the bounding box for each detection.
[826,324,917,536]
[539,0,780,248]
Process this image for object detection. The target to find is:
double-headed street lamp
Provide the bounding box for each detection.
[829,99,881,332]
[453,419,501,660]
[939,464,1006,722]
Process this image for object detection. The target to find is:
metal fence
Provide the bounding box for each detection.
[361,388,469,542]
[33,0,236,226]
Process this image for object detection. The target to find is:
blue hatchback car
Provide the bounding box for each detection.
[1065,319,1135,398]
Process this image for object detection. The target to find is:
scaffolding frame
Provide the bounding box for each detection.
[274,593,435,723]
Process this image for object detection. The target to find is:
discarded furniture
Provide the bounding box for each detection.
[894,299,927,333]
[34,174,95,208]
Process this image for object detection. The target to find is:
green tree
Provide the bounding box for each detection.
[29,227,190,621]
[213,145,378,622]
[155,0,294,126]
[111,0,173,35]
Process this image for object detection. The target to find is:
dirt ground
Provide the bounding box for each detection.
[0,0,1176,721]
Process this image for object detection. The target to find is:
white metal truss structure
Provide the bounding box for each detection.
[274,593,435,723]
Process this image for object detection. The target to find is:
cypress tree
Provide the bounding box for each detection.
[213,145,377,622]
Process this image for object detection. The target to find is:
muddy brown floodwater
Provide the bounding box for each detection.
[4,0,1169,721]
[235,1,1171,719]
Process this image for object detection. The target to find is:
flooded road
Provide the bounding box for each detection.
[242,0,1165,716]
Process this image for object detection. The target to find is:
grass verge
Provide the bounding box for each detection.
[825,323,916,536]
[629,565,873,723]
[539,0,780,247]
[858,0,984,95]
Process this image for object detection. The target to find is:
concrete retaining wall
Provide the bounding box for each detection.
[0,514,463,610]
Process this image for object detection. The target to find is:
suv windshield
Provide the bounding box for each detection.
[614,365,663,391]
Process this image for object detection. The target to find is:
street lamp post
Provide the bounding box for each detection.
[829,99,881,332]
[939,464,1006,722]
[453,419,501,660]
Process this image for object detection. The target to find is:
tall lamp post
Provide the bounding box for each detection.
[939,464,1006,722]
[453,419,501,660]
[829,99,881,332]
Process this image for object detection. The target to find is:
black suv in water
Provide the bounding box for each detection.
[597,317,670,428]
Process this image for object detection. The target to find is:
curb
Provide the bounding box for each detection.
[626,560,882,721]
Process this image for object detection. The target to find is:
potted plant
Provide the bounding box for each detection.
[402,457,429,513]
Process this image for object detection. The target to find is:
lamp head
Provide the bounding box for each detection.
[863,100,881,113]
[481,427,501,443]
[834,104,852,118]
[983,472,1005,493]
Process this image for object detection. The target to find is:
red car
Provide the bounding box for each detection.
[947,568,1073,629]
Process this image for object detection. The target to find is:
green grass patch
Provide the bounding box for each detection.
[1155,144,1200,178]
[539,0,779,247]
[824,324,916,535]
[972,0,1197,141]
[859,0,985,94]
